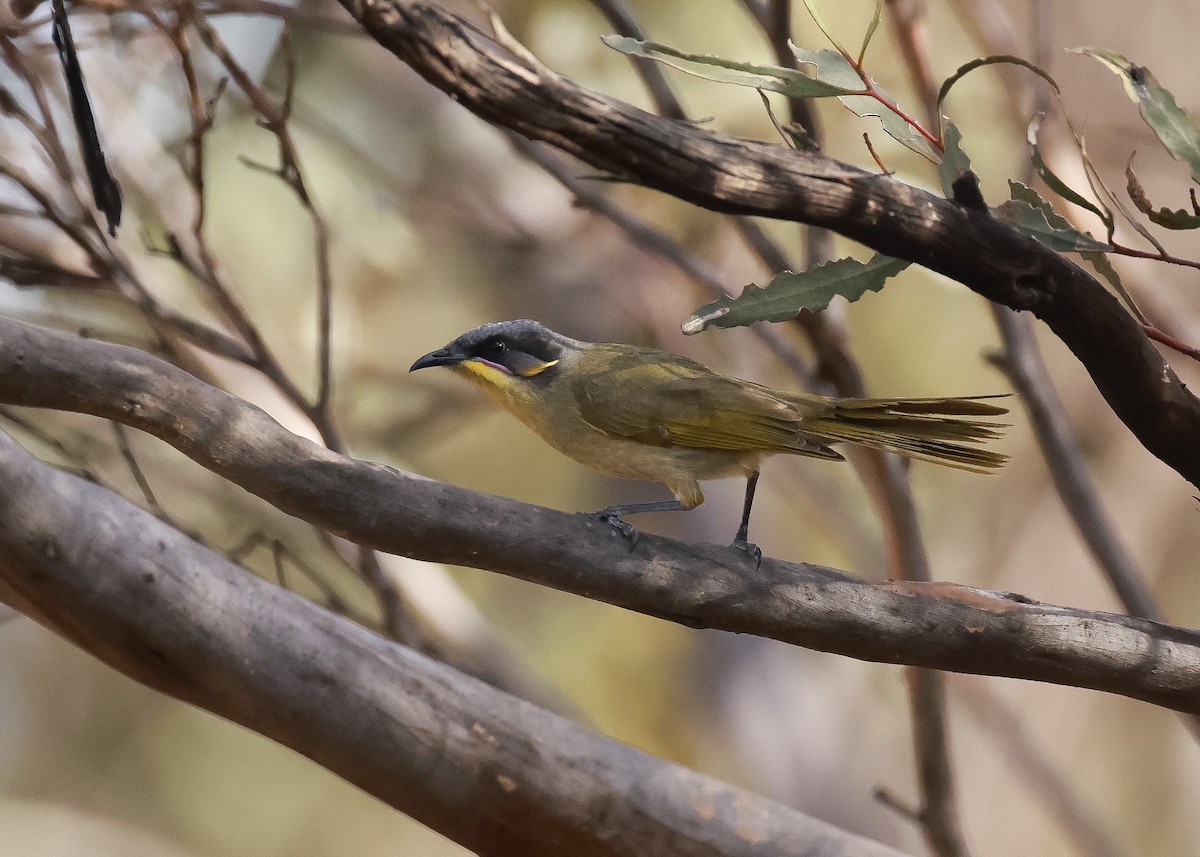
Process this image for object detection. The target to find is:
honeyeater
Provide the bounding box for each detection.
[411,320,1007,558]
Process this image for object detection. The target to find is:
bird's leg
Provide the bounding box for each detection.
[595,500,686,549]
[731,471,762,567]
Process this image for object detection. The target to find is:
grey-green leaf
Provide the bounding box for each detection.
[1004,180,1129,301]
[1074,47,1200,184]
[998,181,1113,252]
[602,36,854,99]
[789,45,941,162]
[937,55,1059,116]
[939,122,972,198]
[683,254,911,334]
[1026,115,1112,228]
[1125,161,1200,230]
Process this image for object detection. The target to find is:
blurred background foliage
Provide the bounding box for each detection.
[1,0,1199,855]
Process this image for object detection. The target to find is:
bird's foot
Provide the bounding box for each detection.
[596,508,639,549]
[732,539,762,569]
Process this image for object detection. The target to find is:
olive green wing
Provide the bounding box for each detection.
[571,347,841,459]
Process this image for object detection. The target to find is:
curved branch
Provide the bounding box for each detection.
[0,317,1198,711]
[0,430,908,857]
[332,0,1200,489]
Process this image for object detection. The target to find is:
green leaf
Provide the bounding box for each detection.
[790,46,941,162]
[1003,181,1128,300]
[857,0,883,65]
[1074,47,1200,184]
[1125,160,1200,230]
[997,181,1113,252]
[938,122,972,198]
[787,45,861,88]
[1080,246,1128,302]
[1026,114,1112,229]
[602,36,854,99]
[937,55,1059,116]
[683,254,911,334]
[604,35,940,162]
[802,0,848,57]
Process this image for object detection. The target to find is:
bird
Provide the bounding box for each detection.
[410,319,1007,560]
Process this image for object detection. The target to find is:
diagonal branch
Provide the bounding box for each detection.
[331,0,1200,490]
[0,316,1198,712]
[0,428,910,857]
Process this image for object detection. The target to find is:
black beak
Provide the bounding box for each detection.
[410,346,466,372]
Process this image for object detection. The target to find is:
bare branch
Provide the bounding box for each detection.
[1,317,1198,711]
[0,428,910,857]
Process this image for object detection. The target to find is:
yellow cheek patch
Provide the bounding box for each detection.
[517,359,558,378]
[458,359,514,387]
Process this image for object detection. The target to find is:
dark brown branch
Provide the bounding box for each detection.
[2,317,1200,711]
[332,0,1200,490]
[0,429,910,857]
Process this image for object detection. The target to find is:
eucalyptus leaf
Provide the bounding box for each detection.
[999,181,1113,253]
[939,122,972,198]
[1004,181,1126,298]
[1081,245,1128,302]
[937,55,1059,114]
[683,254,910,334]
[1026,114,1111,228]
[603,36,853,99]
[1125,160,1200,230]
[1075,47,1200,184]
[857,0,884,64]
[790,46,941,162]
[605,35,940,163]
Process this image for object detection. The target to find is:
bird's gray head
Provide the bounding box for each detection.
[410,320,578,379]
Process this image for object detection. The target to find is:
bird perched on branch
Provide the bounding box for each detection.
[411,320,1007,561]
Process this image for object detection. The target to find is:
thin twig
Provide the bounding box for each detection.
[228,530,380,630]
[586,0,686,120]
[739,0,821,138]
[111,421,163,515]
[190,10,342,446]
[0,406,99,482]
[884,0,939,128]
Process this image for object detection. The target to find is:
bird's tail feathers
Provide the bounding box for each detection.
[798,395,1009,473]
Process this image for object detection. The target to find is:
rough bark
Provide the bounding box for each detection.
[0,317,1197,713]
[0,430,908,857]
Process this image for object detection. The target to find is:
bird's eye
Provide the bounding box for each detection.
[481,338,507,358]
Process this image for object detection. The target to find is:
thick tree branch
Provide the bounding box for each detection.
[0,430,909,857]
[0,317,1198,712]
[333,0,1200,489]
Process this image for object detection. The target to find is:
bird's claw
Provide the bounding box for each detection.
[597,509,639,549]
[732,539,762,569]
